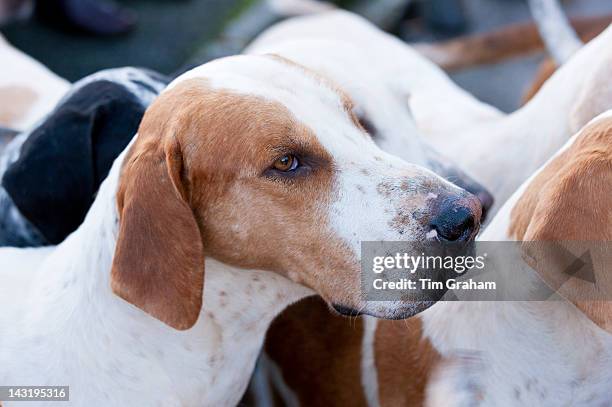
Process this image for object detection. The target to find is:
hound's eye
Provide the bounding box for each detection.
[272,155,299,172]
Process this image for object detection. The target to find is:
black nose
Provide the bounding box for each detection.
[446,180,493,223]
[430,197,481,242]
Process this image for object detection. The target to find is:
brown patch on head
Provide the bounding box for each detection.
[112,77,365,329]
[376,317,441,406]
[510,117,612,240]
[510,116,612,331]
[0,85,37,127]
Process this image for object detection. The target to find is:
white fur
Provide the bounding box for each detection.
[176,55,464,318]
[0,59,316,406]
[247,38,429,168]
[245,13,612,405]
[416,23,612,214]
[0,34,69,129]
[422,112,612,406]
[0,55,460,405]
[248,12,612,217]
[248,11,503,143]
[0,144,313,406]
[361,316,380,407]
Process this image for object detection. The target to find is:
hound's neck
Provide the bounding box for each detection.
[421,196,612,404]
[4,151,312,406]
[422,300,612,404]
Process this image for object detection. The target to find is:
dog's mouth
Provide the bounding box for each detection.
[332,303,364,317]
[376,301,439,319]
[331,298,442,320]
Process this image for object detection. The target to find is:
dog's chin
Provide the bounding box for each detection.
[331,300,439,320]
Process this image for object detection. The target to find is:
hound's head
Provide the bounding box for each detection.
[110,55,482,330]
[246,39,495,219]
[510,112,612,333]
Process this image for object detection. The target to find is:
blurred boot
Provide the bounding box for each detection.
[36,0,136,36]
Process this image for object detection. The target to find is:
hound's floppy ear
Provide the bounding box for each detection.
[2,79,151,244]
[515,117,612,332]
[111,102,204,331]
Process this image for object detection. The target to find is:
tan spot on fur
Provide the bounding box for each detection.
[377,181,392,198]
[510,117,612,240]
[376,317,441,406]
[111,74,366,328]
[0,85,38,126]
[263,306,442,406]
[264,297,368,407]
[510,117,612,332]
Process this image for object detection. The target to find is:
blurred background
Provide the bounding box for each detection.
[1,0,611,112]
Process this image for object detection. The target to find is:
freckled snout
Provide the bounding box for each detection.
[430,194,482,242]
